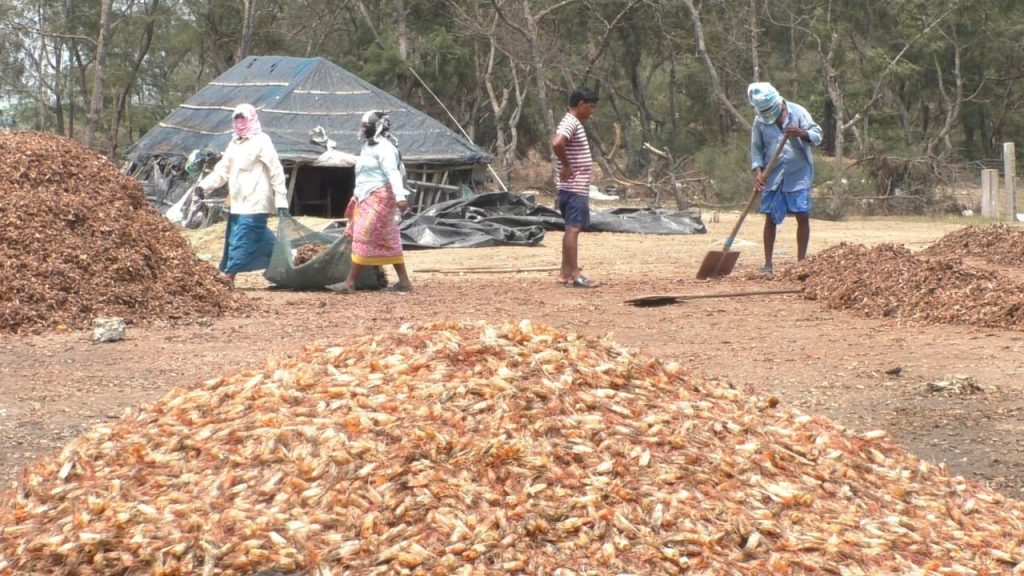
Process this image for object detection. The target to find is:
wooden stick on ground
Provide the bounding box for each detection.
[415,266,560,274]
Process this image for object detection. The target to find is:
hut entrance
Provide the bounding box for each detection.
[289,166,354,219]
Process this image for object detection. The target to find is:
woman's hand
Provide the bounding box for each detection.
[397,200,409,211]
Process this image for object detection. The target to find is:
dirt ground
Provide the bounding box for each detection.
[4,202,1024,503]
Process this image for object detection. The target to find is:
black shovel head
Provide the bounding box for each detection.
[625,295,681,307]
[696,250,740,280]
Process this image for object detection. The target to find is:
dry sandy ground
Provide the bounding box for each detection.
[4,207,1024,503]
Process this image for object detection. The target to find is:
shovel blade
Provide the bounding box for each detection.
[625,295,680,307]
[696,250,740,279]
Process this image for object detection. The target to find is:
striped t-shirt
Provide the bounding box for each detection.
[554,112,592,195]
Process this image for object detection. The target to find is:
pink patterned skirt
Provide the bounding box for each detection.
[345,185,404,266]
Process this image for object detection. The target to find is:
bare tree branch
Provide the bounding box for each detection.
[581,0,648,83]
[678,0,748,128]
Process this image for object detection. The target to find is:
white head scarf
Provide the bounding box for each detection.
[747,82,783,124]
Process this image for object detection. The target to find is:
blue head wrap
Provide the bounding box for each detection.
[747,82,783,124]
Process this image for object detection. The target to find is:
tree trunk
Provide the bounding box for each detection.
[394,0,408,61]
[522,0,554,137]
[85,0,113,148]
[483,41,524,187]
[925,36,962,159]
[355,0,387,50]
[53,45,65,136]
[603,82,640,174]
[109,0,158,159]
[788,9,798,95]
[822,97,835,156]
[822,32,844,165]
[235,0,257,62]
[489,0,574,155]
[749,0,760,82]
[483,45,510,175]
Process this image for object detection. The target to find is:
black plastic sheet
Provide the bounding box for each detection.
[396,192,706,249]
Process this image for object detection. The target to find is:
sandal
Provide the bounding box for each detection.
[325,282,355,294]
[214,273,234,288]
[568,275,598,289]
[386,284,413,293]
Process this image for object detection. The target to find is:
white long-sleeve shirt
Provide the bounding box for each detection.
[197,132,288,215]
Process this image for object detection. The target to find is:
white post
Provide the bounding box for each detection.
[982,169,998,218]
[1004,142,1017,222]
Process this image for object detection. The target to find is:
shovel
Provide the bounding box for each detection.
[696,134,790,280]
[626,288,803,308]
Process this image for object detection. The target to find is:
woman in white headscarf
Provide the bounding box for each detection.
[194,103,289,287]
[326,110,413,293]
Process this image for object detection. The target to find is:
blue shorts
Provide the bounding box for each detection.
[761,188,811,225]
[557,189,590,228]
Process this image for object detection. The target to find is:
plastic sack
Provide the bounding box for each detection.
[264,215,386,290]
[182,189,208,229]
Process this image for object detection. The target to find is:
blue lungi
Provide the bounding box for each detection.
[761,188,811,225]
[220,214,275,274]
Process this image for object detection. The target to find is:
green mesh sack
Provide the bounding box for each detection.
[264,215,386,290]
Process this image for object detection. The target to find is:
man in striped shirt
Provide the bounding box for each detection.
[552,86,600,288]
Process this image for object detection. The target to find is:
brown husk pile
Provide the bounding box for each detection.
[921,224,1024,266]
[781,242,1024,331]
[294,244,328,266]
[0,132,244,334]
[2,320,1023,575]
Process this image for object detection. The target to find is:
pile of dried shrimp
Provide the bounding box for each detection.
[2,320,1023,575]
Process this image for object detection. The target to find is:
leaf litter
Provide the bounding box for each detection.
[780,231,1024,331]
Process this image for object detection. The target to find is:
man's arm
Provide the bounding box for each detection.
[552,133,573,181]
[785,105,823,146]
[750,127,768,192]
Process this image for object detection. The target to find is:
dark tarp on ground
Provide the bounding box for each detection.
[394,192,707,249]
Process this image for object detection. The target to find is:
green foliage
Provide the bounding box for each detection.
[692,137,754,207]
[0,0,1019,198]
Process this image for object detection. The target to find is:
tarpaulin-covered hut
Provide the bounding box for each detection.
[123,55,490,218]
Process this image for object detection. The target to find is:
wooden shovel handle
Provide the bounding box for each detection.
[722,134,791,252]
[626,288,803,306]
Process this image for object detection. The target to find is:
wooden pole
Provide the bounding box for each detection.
[1005,142,1016,222]
[286,163,299,211]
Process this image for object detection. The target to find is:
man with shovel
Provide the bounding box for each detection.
[748,82,822,276]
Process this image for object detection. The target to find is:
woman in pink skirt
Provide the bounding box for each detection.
[326,111,413,293]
